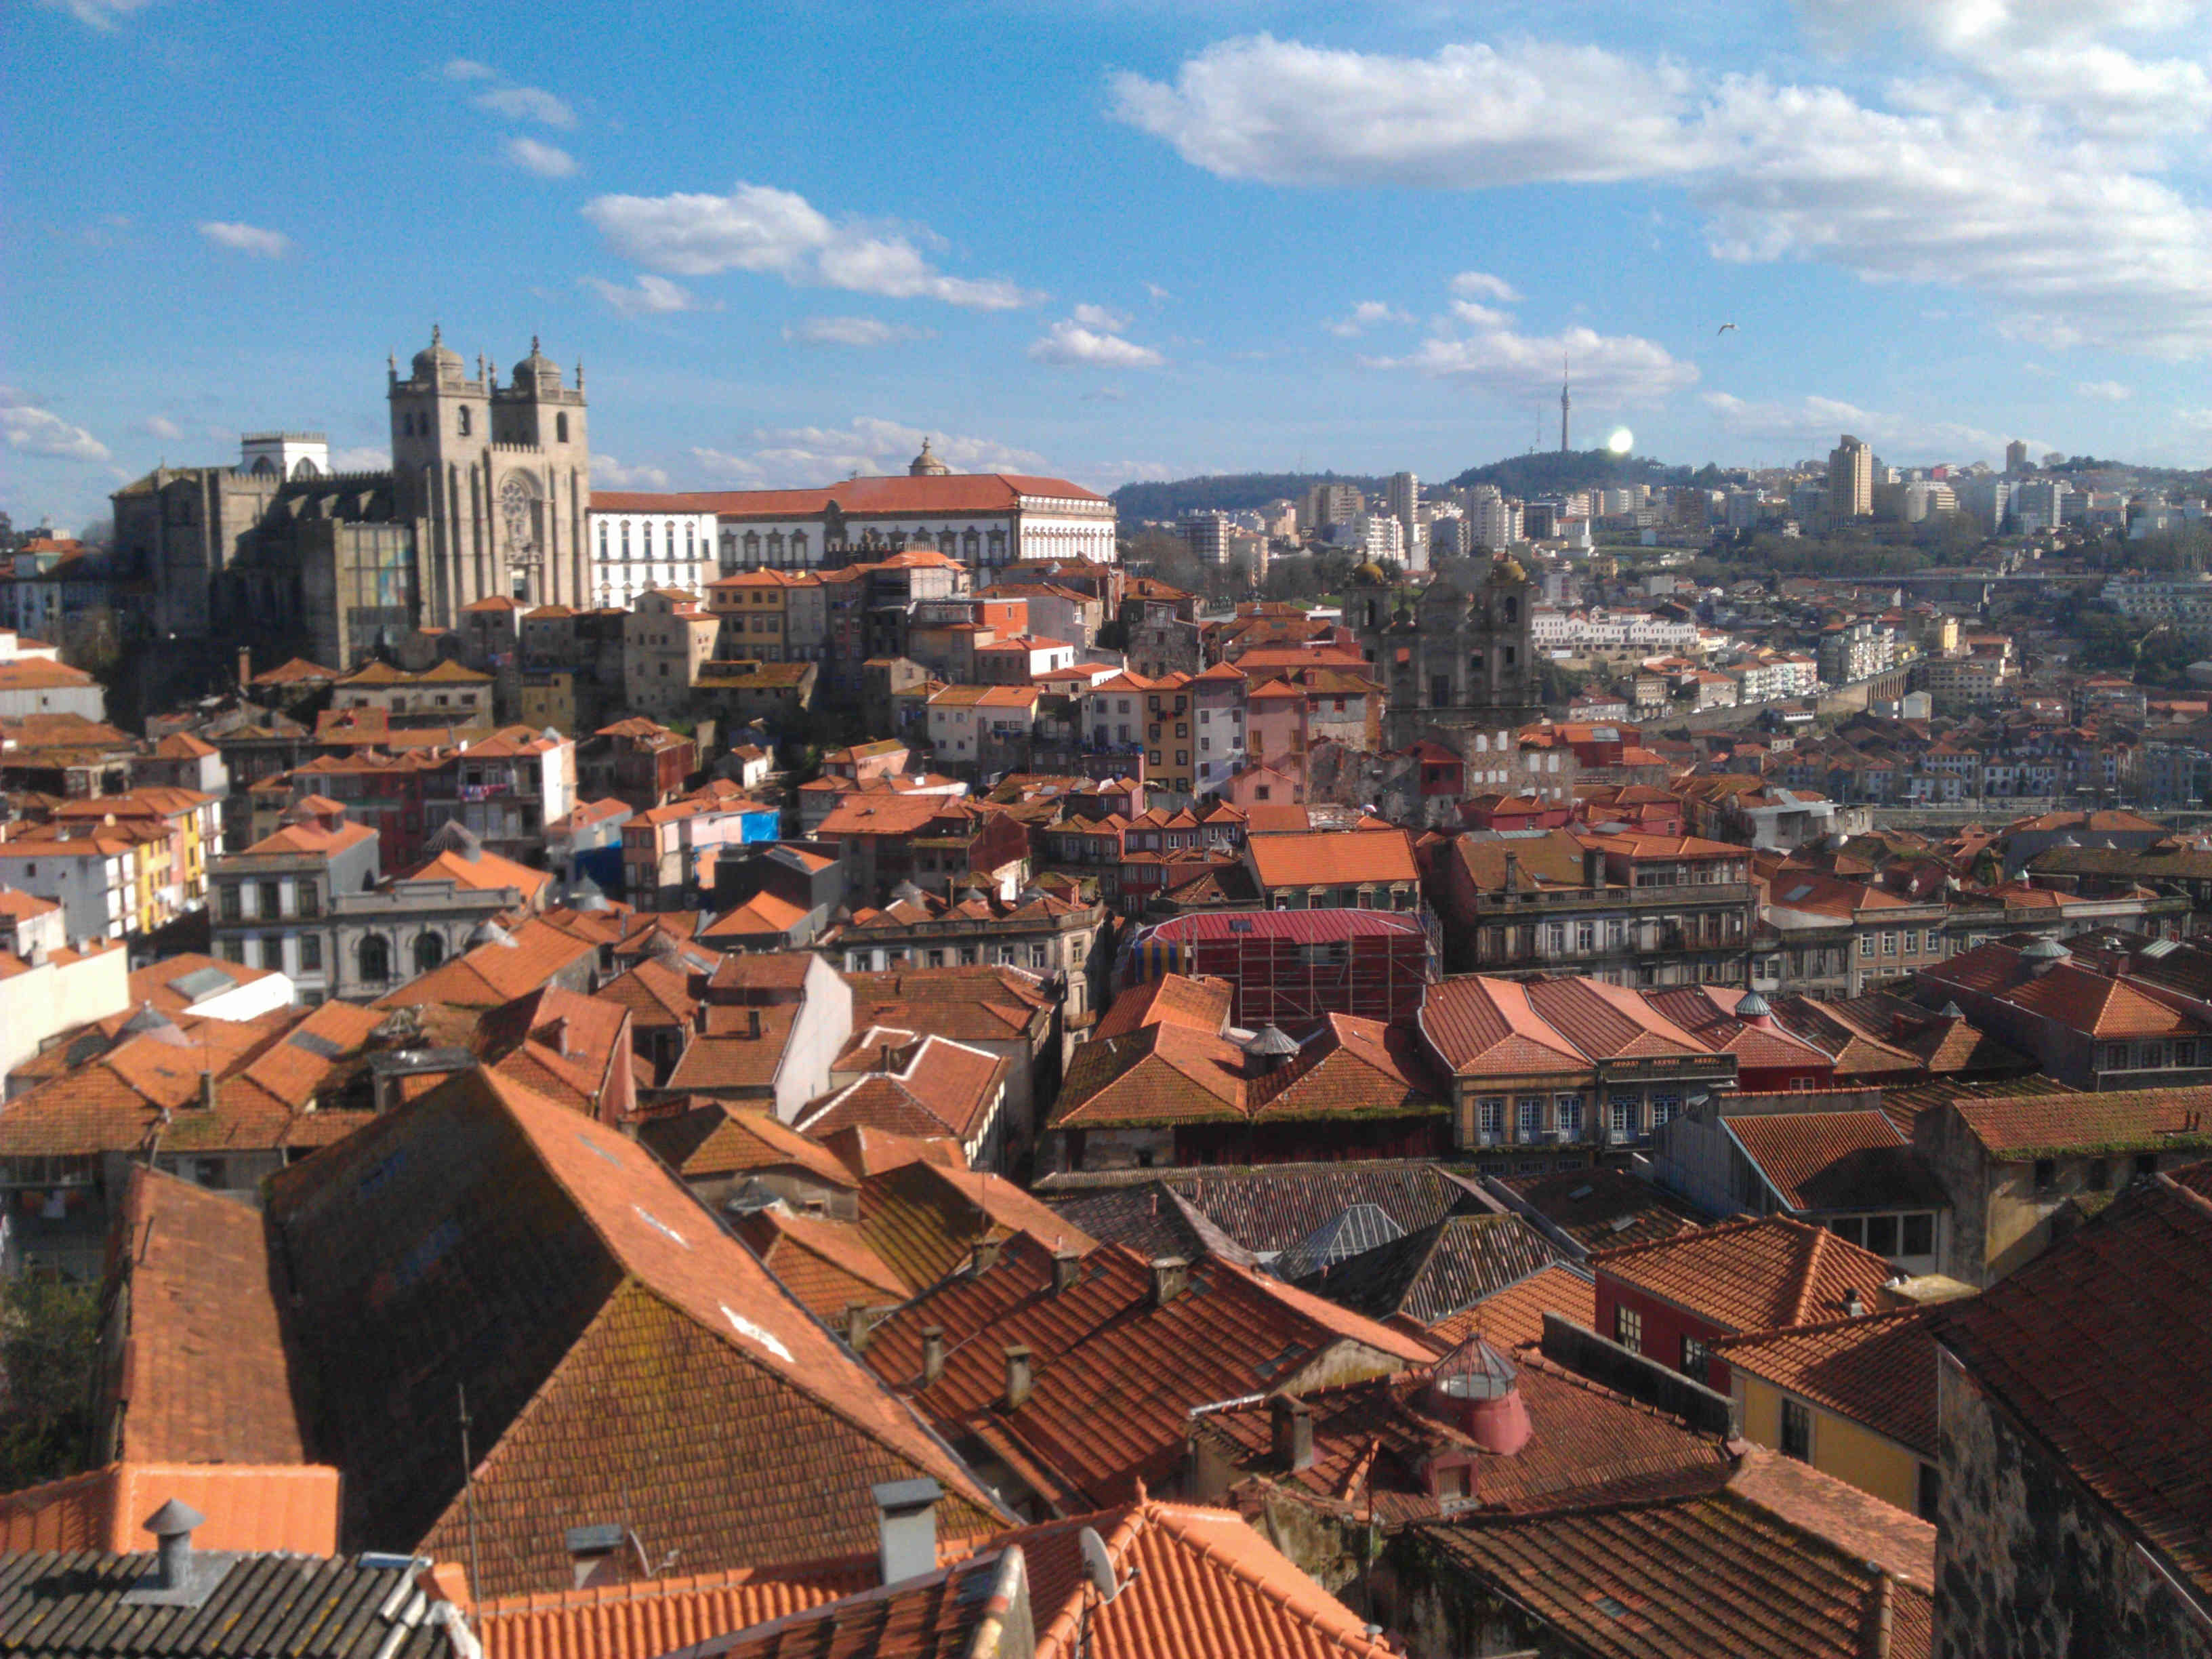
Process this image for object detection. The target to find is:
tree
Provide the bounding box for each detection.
[0,1274,98,1492]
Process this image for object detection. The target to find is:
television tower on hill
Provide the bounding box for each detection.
[1559,352,1572,455]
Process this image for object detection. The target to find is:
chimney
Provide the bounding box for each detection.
[1149,1256,1190,1307]
[198,1070,216,1111]
[1502,848,1519,894]
[237,647,251,695]
[845,1304,874,1351]
[144,1498,205,1592]
[1002,1345,1035,1410]
[747,1008,762,1039]
[920,1325,946,1386]
[1583,844,1604,889]
[1270,1393,1315,1471]
[1051,1247,1082,1294]
[1844,1288,1866,1317]
[871,1477,941,1586]
[972,1235,1004,1273]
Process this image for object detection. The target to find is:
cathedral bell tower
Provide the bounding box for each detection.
[389,327,591,626]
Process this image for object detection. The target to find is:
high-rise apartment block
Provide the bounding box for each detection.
[2005,439,2030,475]
[1303,482,1365,531]
[1826,434,1874,521]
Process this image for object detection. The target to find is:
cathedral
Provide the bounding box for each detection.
[1353,554,1543,749]
[388,327,591,623]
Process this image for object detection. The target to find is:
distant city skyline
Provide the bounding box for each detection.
[5,0,2211,529]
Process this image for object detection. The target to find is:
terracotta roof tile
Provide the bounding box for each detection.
[1593,1215,1896,1335]
[1042,1162,1485,1258]
[474,1561,868,1659]
[1427,1262,1600,1352]
[1945,1082,2212,1157]
[0,1462,341,1556]
[1714,1308,1940,1457]
[1092,972,1233,1040]
[1495,1168,1706,1253]
[1247,830,1417,889]
[1292,1213,1560,1325]
[1724,1110,1950,1212]
[1930,1173,2212,1597]
[640,1101,858,1189]
[735,1207,909,1320]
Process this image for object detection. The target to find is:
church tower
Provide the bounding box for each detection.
[388,327,590,627]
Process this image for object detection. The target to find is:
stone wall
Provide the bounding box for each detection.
[1936,1349,2211,1659]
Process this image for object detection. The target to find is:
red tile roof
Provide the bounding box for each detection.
[1931,1172,2212,1597]
[1247,829,1418,888]
[473,1561,869,1659]
[1412,1450,1933,1659]
[1494,1168,1706,1252]
[1723,1110,1948,1212]
[1944,1082,2212,1158]
[109,1168,307,1466]
[1427,1263,1599,1352]
[1418,976,1591,1078]
[1715,1307,1940,1456]
[863,1233,1432,1507]
[1593,1215,1897,1335]
[0,1462,340,1557]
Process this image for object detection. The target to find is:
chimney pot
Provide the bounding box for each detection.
[1002,1343,1035,1410]
[144,1498,205,1592]
[1149,1256,1190,1307]
[1051,1247,1082,1294]
[920,1325,946,1386]
[870,1477,941,1586]
[1270,1393,1315,1472]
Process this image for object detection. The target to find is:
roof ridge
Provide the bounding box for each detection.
[1788,1227,1830,1327]
[1586,1212,1772,1264]
[1140,1501,1395,1655]
[1713,1305,1932,1351]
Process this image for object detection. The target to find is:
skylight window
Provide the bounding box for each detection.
[1595,1595,1631,1620]
[632,1204,689,1247]
[576,1130,624,1166]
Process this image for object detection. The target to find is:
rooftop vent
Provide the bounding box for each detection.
[1429,1336,1531,1456]
[872,1477,943,1586]
[128,1498,228,1607]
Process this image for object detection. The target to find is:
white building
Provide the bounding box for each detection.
[1333,512,1406,564]
[1180,510,1231,565]
[588,497,721,611]
[2104,573,2212,633]
[1469,491,1523,552]
[238,430,331,482]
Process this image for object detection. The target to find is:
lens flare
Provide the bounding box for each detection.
[1606,427,1635,455]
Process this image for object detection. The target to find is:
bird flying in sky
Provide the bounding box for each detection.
[1717,322,1738,334]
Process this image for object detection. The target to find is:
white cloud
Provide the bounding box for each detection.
[1380,323,1697,403]
[141,415,183,440]
[595,454,671,489]
[1111,35,1707,188]
[1448,300,1513,329]
[2,390,110,463]
[1326,300,1412,338]
[1112,33,2212,356]
[506,136,578,178]
[1795,0,2209,54]
[1703,391,2000,459]
[42,0,155,29]
[1450,270,1521,304]
[582,180,1040,310]
[581,274,709,316]
[690,417,1046,488]
[782,316,932,348]
[474,84,575,128]
[2076,379,2133,401]
[1145,282,1173,303]
[442,58,497,81]
[1072,302,1132,331]
[2175,407,2212,431]
[1027,319,1166,369]
[199,220,291,258]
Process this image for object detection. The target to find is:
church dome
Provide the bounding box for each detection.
[908,436,951,476]
[411,325,464,384]
[1352,560,1388,586]
[511,336,562,391]
[1490,554,1528,584]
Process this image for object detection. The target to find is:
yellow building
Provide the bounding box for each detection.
[1717,1307,1942,1521]
[519,670,578,734]
[707,569,796,661]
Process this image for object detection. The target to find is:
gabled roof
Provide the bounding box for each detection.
[1944,1082,2212,1158]
[638,1099,857,1189]
[1495,1168,1706,1253]
[1418,976,1594,1078]
[1731,1099,1942,1204]
[1427,1261,1599,1351]
[865,1233,1433,1507]
[261,1069,1007,1595]
[1715,1307,1940,1457]
[1292,1212,1560,1325]
[375,916,596,1010]
[1412,1448,1934,1659]
[1592,1214,1897,1335]
[1246,828,1418,889]
[1931,1173,2212,1599]
[1092,972,1234,1041]
[1043,1162,1484,1259]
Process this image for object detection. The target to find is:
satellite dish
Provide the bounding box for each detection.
[1079,1526,1122,1604]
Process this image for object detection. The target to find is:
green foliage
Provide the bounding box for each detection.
[1702,529,1942,580]
[0,1275,99,1492]
[1109,472,1385,523]
[1450,449,1689,496]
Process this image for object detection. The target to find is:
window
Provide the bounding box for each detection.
[1609,1094,1639,1136]
[299,933,322,972]
[1650,1093,1681,1128]
[1614,1305,1643,1353]
[1555,1094,1583,1138]
[1860,934,1875,958]
[556,413,569,443]
[1830,1215,1866,1247]
[219,883,241,922]
[1902,929,1919,955]
[1881,930,1898,956]
[1477,1097,1505,1141]
[1916,1463,1941,1523]
[2135,1152,2159,1178]
[1901,1212,1933,1256]
[1864,1214,1900,1257]
[2087,1158,2111,1192]
[1681,1336,1711,1380]
[358,935,390,983]
[2033,1158,2057,1191]
[1517,1097,1543,1140]
[1780,1399,1812,1462]
[457,405,471,436]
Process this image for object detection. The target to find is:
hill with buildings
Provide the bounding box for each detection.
[1450,449,1692,497]
[1110,471,1388,524]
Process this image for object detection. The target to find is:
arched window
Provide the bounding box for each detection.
[414,932,446,974]
[359,935,390,984]
[1472,651,1487,675]
[556,413,569,443]
[767,531,786,562]
[291,457,319,480]
[743,531,762,562]
[964,529,981,559]
[790,530,808,562]
[251,457,278,478]
[1504,596,1519,623]
[457,406,472,436]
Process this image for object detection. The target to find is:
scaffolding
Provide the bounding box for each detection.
[1117,907,1440,1032]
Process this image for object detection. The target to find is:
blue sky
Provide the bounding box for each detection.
[5,0,2211,531]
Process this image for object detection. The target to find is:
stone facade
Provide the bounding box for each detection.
[1353,560,1541,748]
[388,329,590,624]
[1934,1349,2211,1659]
